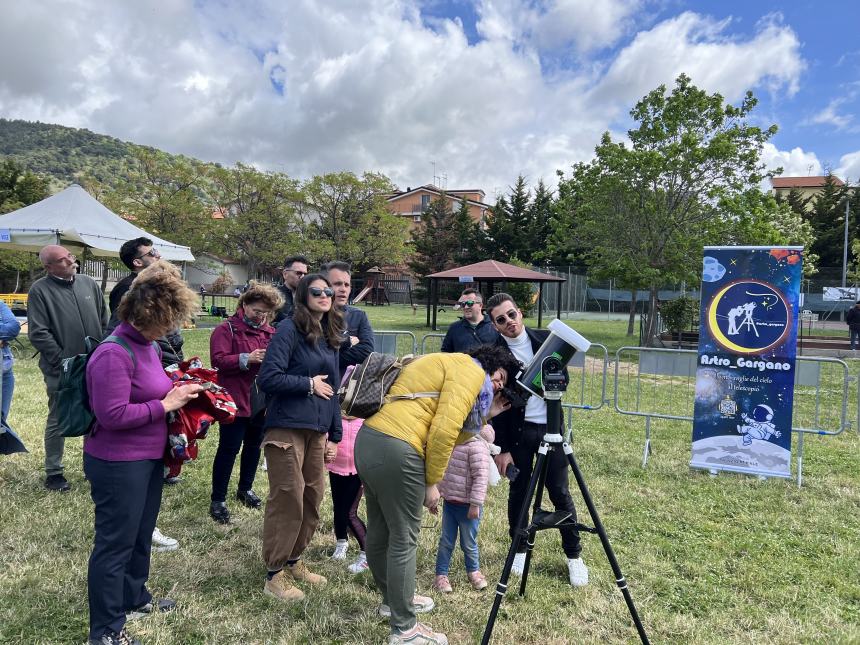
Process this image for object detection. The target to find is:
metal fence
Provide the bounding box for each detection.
[612,346,854,486]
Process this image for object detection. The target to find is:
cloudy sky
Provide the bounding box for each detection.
[1,0,859,197]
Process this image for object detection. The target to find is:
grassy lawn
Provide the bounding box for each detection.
[1,305,858,643]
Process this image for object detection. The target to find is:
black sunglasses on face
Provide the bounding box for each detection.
[494,309,518,325]
[309,286,334,298]
[457,300,478,307]
[135,248,159,260]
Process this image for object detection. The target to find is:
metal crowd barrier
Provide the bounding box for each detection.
[420,333,447,355]
[373,330,417,356]
[613,346,854,487]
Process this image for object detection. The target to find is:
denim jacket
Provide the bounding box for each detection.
[0,301,21,372]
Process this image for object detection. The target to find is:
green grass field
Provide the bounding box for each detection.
[1,305,859,644]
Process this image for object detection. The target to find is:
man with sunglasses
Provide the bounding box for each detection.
[486,292,588,588]
[28,244,109,492]
[108,238,184,368]
[440,288,498,353]
[273,255,309,326]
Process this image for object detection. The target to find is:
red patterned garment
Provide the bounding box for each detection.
[164,357,237,478]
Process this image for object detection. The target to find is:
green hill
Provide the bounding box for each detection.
[0,118,205,188]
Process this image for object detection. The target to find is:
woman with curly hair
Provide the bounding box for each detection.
[355,344,518,645]
[209,282,284,524]
[256,273,345,602]
[84,261,203,645]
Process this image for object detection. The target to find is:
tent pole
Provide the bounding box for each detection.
[557,281,562,320]
[537,281,543,328]
[426,278,431,328]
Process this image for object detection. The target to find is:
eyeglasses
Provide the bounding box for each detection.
[286,269,307,276]
[494,309,519,325]
[457,300,479,307]
[308,286,334,298]
[135,248,160,260]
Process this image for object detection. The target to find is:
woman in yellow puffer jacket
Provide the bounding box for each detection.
[355,345,518,645]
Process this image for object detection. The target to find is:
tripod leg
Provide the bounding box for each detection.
[481,448,548,645]
[519,444,551,596]
[563,443,650,645]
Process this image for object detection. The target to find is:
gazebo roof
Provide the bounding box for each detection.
[427,260,564,282]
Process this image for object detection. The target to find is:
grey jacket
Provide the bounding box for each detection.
[27,274,109,391]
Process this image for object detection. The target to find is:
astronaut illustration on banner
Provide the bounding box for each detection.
[736,403,781,446]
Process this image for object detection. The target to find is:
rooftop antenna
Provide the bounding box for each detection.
[431,161,437,187]
[442,172,448,191]
[807,164,814,176]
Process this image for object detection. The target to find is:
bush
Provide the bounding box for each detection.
[662,296,698,333]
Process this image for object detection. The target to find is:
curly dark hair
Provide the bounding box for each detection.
[293,273,345,349]
[466,344,522,382]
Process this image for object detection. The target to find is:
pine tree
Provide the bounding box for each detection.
[409,193,458,276]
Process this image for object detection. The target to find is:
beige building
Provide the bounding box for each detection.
[386,184,490,231]
[770,175,845,210]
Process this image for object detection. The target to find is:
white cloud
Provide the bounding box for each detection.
[590,12,804,113]
[760,143,822,177]
[836,151,860,184]
[0,2,815,197]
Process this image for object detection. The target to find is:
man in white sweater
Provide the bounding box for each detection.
[487,292,588,587]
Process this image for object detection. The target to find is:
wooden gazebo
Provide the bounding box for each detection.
[425,260,565,330]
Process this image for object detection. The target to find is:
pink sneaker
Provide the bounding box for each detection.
[468,570,488,590]
[432,574,452,593]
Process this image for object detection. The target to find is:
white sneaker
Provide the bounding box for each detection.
[151,527,179,552]
[567,557,589,587]
[510,552,526,577]
[331,540,349,560]
[379,594,435,618]
[348,551,368,574]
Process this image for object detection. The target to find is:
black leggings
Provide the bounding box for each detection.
[329,472,367,550]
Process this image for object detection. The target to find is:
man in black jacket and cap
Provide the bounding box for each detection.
[272,255,309,326]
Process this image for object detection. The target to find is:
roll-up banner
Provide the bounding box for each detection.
[690,246,803,478]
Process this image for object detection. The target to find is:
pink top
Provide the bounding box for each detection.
[437,425,494,506]
[327,416,364,476]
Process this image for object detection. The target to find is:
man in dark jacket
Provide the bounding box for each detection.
[28,244,109,491]
[487,292,588,588]
[107,238,184,366]
[272,255,308,326]
[321,261,374,379]
[440,288,498,353]
[847,301,860,350]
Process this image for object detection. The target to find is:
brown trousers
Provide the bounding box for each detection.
[262,427,327,571]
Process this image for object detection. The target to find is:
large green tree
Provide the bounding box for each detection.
[208,163,305,278]
[409,193,459,276]
[302,172,408,270]
[0,159,51,290]
[551,74,791,343]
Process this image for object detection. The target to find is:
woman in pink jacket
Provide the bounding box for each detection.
[209,282,283,524]
[326,414,368,573]
[433,423,495,593]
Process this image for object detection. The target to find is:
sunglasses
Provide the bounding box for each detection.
[309,286,334,298]
[457,300,478,307]
[286,269,307,276]
[494,309,519,325]
[135,248,160,260]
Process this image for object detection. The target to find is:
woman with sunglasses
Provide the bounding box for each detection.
[256,273,345,602]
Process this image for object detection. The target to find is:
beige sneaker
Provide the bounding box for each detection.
[286,560,327,585]
[264,570,305,602]
[468,570,488,590]
[389,622,448,644]
[379,594,435,617]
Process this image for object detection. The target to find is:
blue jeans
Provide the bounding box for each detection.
[435,500,481,575]
[1,367,12,425]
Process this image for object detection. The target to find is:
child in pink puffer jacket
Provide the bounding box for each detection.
[433,424,495,592]
[326,415,368,574]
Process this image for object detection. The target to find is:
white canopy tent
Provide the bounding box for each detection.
[0,184,195,262]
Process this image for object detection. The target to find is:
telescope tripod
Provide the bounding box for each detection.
[481,394,649,644]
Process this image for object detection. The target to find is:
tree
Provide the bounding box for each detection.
[208,163,306,278]
[804,174,850,268]
[527,180,554,266]
[0,159,51,291]
[102,148,216,253]
[552,74,787,344]
[302,172,408,270]
[409,193,459,276]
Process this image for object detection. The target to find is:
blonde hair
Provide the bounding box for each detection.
[117,260,199,333]
[238,281,285,311]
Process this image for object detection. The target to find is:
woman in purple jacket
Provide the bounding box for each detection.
[84,262,202,645]
[208,282,283,524]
